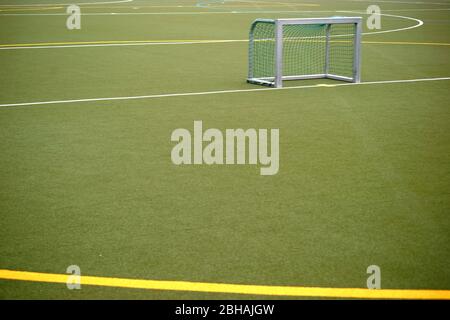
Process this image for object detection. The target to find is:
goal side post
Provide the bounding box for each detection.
[353,19,363,83]
[275,19,283,89]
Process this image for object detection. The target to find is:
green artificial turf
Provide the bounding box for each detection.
[0,0,449,299]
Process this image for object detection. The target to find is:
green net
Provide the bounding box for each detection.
[283,24,327,77]
[248,19,357,85]
[249,20,276,80]
[328,23,356,79]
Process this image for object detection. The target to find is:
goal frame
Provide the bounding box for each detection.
[247,17,363,88]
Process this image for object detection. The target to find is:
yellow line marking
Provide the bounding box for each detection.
[364,40,450,46]
[0,6,61,12]
[227,0,318,6]
[0,39,449,49]
[1,269,449,299]
[0,39,217,48]
[317,84,337,87]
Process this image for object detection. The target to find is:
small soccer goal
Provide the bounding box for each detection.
[247,17,362,88]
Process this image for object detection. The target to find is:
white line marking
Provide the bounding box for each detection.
[1,77,449,109]
[0,0,133,6]
[0,10,310,16]
[338,11,424,35]
[381,8,450,11]
[344,0,450,5]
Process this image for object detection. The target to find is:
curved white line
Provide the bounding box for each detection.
[338,11,424,36]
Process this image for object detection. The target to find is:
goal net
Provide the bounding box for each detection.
[247,17,362,88]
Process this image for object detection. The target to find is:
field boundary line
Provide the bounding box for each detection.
[1,269,449,299]
[1,77,449,108]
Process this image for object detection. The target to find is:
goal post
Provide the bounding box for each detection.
[247,17,362,88]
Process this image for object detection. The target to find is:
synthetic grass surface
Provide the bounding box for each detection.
[0,0,449,299]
